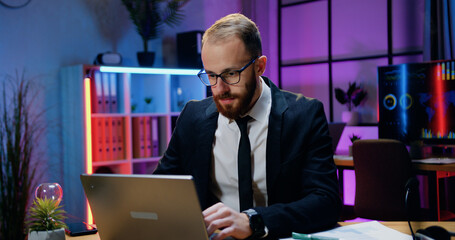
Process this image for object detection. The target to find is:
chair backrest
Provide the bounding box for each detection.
[352,139,415,220]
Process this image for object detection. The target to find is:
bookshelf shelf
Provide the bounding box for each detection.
[60,64,206,223]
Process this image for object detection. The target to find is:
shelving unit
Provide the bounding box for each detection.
[60,65,205,223]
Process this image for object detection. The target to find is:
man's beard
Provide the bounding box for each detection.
[213,73,257,120]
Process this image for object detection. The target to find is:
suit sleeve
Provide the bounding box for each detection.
[153,102,190,175]
[256,99,341,239]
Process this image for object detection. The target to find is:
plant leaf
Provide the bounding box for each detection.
[334,88,348,104]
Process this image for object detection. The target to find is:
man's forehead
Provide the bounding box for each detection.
[203,35,243,50]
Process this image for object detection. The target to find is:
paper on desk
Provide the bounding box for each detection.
[281,221,412,240]
[412,158,455,164]
[333,155,353,161]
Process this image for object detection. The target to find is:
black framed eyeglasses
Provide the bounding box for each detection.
[197,56,259,86]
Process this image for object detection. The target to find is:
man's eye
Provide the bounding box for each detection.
[208,74,217,78]
[224,71,237,77]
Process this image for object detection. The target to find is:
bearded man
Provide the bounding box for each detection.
[154,13,341,240]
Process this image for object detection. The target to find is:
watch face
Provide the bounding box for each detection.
[0,0,31,8]
[249,212,266,237]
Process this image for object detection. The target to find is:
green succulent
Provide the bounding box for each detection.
[26,197,67,232]
[350,134,361,143]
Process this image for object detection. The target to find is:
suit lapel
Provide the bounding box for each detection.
[196,100,219,208]
[263,77,288,196]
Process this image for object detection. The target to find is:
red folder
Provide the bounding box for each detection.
[132,117,145,158]
[116,117,125,160]
[104,117,112,161]
[91,118,104,162]
[143,117,152,158]
[111,118,118,160]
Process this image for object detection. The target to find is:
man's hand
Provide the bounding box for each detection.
[203,202,252,240]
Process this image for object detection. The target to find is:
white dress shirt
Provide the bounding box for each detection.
[210,77,272,212]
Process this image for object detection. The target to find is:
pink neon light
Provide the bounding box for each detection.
[434,65,447,137]
[84,77,94,225]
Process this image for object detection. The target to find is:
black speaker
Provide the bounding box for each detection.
[177,30,204,69]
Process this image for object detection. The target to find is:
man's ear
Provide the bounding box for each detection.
[255,56,267,76]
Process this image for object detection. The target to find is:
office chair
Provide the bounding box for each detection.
[352,139,420,221]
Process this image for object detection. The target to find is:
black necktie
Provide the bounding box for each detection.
[236,116,253,211]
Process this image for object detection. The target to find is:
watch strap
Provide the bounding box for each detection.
[242,209,267,239]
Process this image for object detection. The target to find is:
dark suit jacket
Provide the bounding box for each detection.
[154,77,341,239]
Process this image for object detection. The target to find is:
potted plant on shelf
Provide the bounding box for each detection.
[334,82,367,125]
[0,72,43,240]
[121,0,189,66]
[26,197,67,240]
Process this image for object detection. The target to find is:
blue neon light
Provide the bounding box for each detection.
[99,66,199,75]
[400,64,408,134]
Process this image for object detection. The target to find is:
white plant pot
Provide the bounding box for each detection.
[28,228,65,240]
[341,111,359,126]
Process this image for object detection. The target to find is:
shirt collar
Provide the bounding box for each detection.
[246,76,271,124]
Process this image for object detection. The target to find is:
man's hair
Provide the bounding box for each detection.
[202,13,262,58]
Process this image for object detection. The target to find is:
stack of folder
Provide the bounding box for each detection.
[90,71,118,113]
[132,116,160,159]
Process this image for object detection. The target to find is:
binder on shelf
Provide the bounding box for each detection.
[116,117,125,160]
[104,117,112,161]
[110,118,118,160]
[151,117,160,157]
[102,72,111,113]
[109,73,118,113]
[92,71,104,113]
[91,118,105,162]
[132,117,145,158]
[143,117,152,158]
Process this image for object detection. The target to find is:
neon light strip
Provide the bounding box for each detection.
[84,77,94,224]
[400,64,407,135]
[99,66,199,75]
[84,78,93,173]
[435,64,446,137]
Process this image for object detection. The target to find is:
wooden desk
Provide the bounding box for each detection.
[334,156,455,221]
[65,221,455,239]
[334,156,455,172]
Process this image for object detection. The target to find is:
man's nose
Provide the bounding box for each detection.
[214,76,230,92]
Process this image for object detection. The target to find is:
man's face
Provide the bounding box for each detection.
[201,37,259,119]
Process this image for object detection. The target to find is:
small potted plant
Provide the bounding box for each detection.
[26,198,67,240]
[335,82,367,125]
[349,134,361,156]
[121,0,189,66]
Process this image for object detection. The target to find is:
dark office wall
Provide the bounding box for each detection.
[280,0,424,123]
[0,0,278,187]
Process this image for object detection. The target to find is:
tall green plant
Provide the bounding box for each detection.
[121,0,189,52]
[0,72,43,240]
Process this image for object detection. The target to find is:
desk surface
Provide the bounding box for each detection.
[65,221,455,239]
[334,155,455,172]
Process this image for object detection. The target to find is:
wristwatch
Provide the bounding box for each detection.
[242,209,267,239]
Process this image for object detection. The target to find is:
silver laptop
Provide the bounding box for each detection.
[80,174,210,240]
